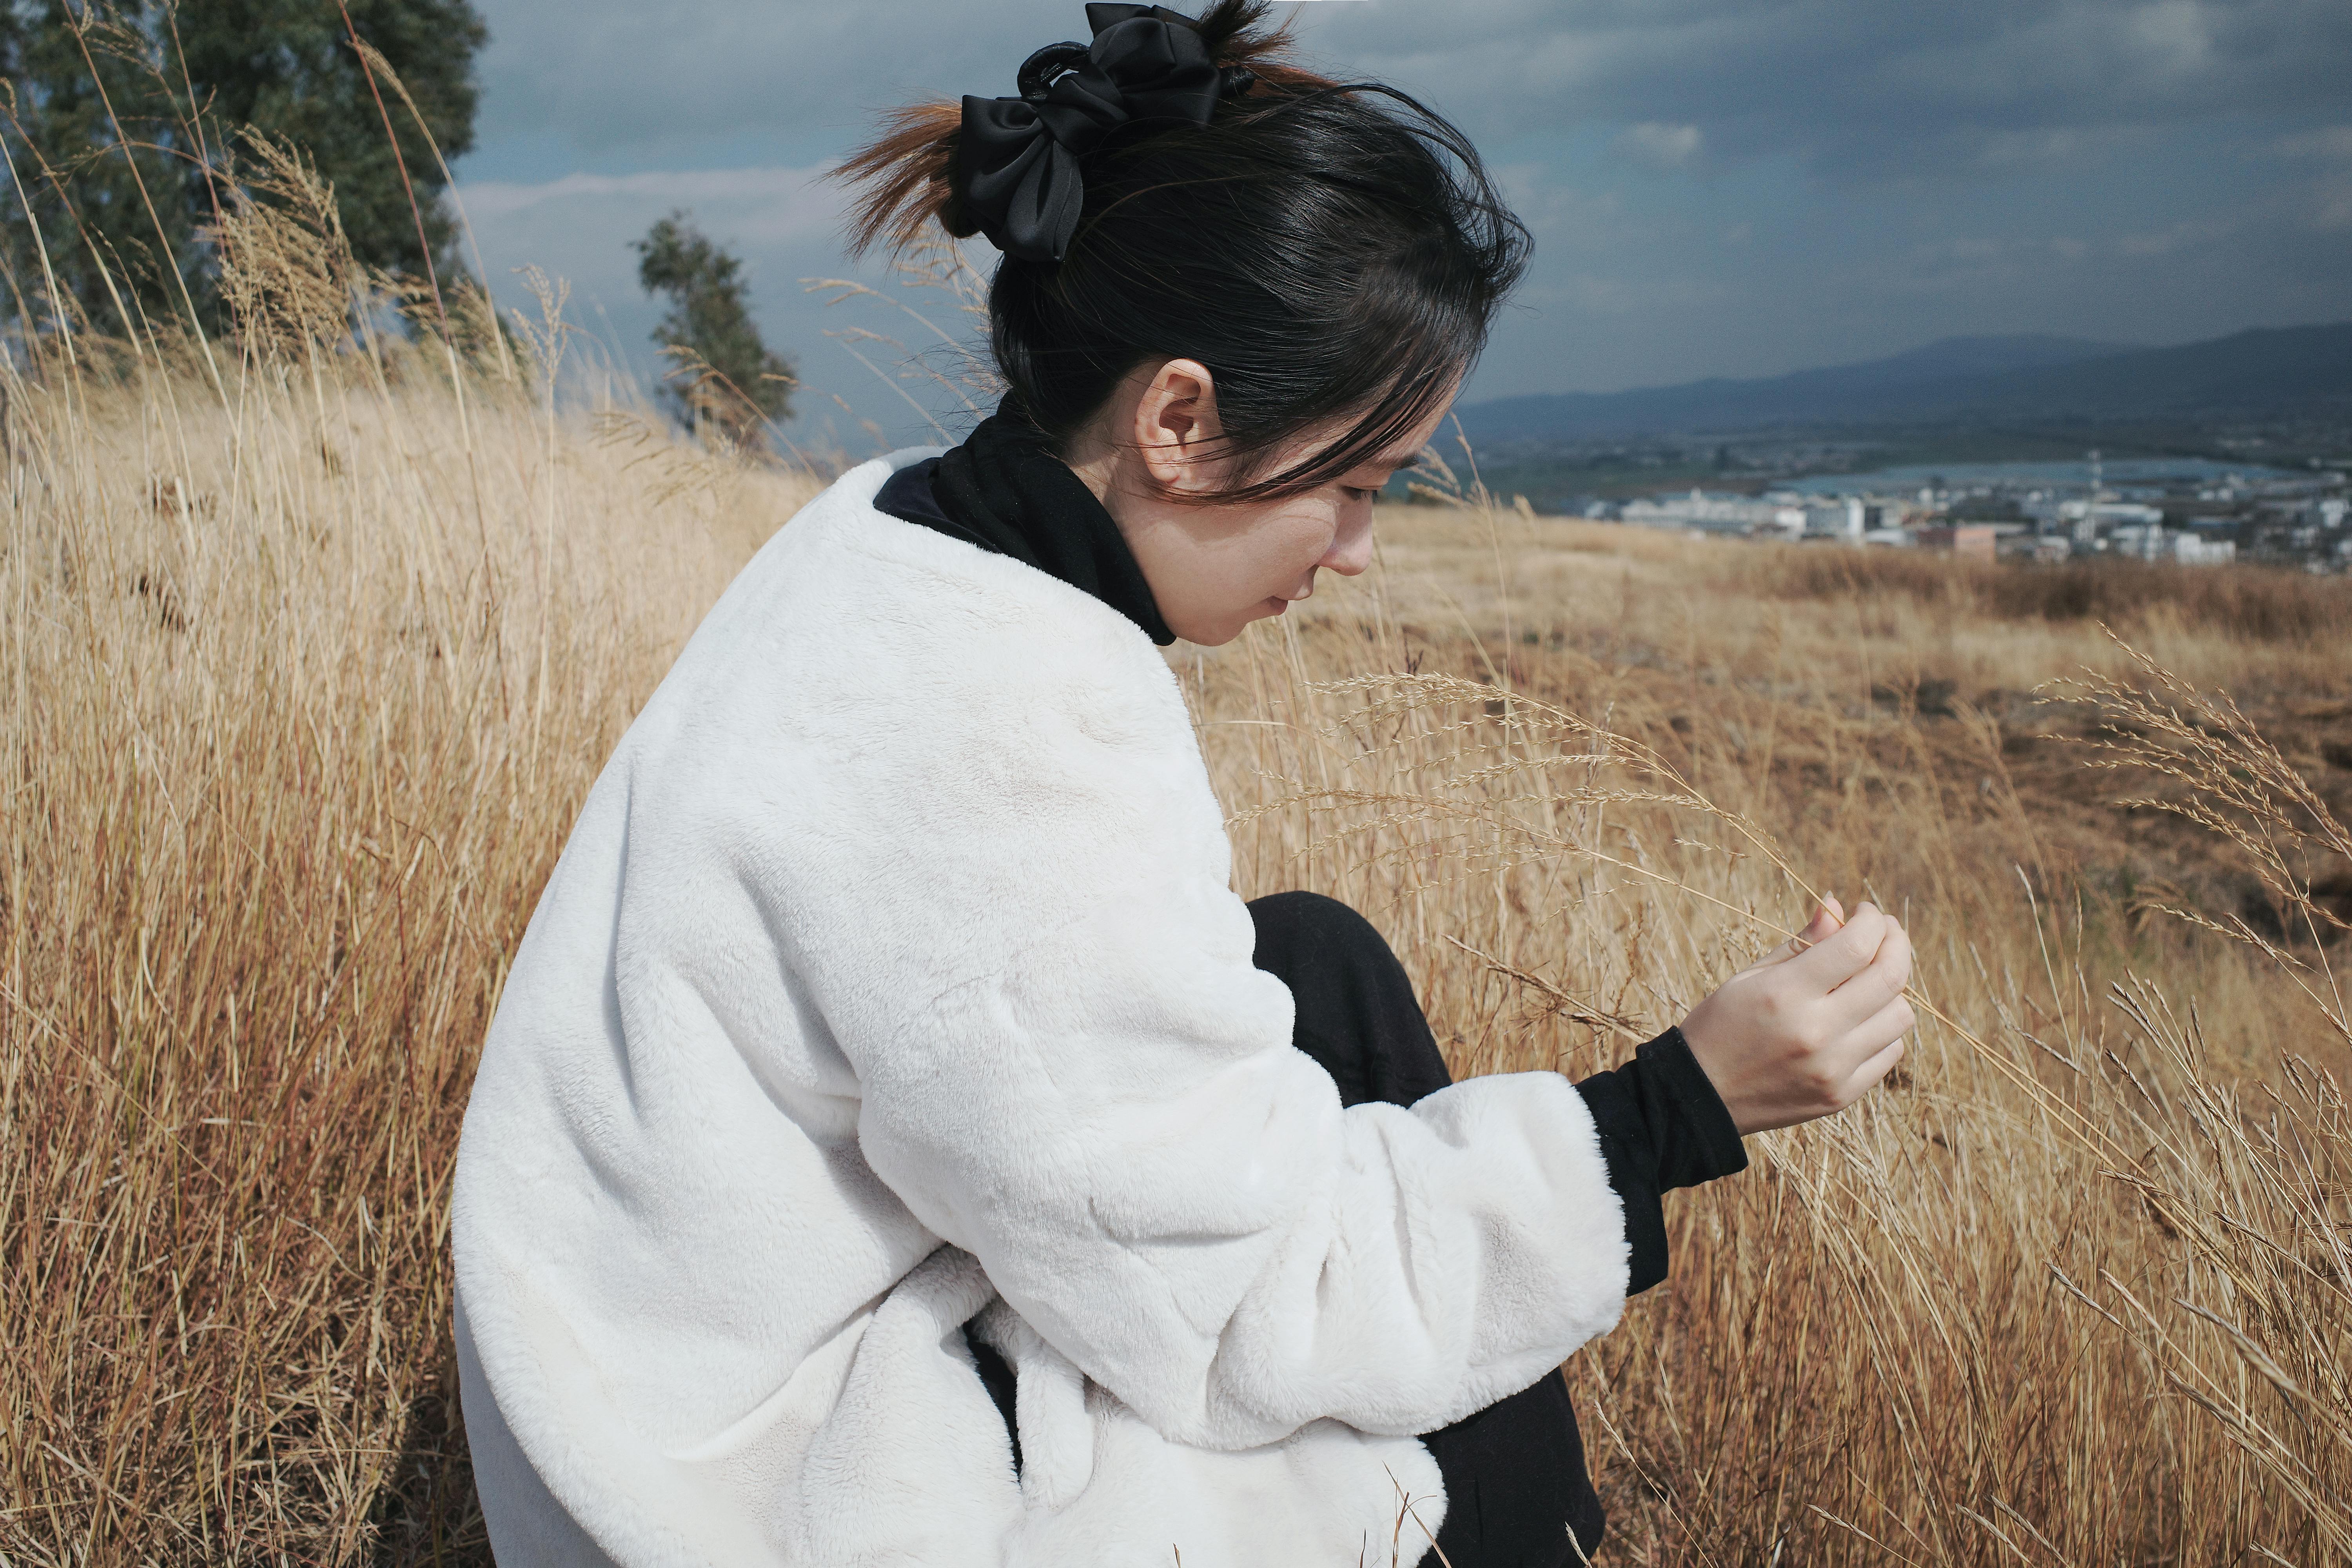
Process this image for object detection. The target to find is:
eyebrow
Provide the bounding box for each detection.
[1370,454,1425,474]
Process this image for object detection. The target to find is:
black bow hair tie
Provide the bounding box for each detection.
[956,3,1256,264]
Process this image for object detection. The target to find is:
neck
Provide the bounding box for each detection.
[1058,422,1162,583]
[1056,427,1124,514]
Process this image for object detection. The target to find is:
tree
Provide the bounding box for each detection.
[0,4,198,335]
[176,0,486,288]
[632,211,795,448]
[0,0,486,336]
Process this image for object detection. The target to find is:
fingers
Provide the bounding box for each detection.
[1838,1029,1909,1104]
[1787,901,1894,989]
[1809,998,1914,1114]
[1824,918,1913,1033]
[1852,983,1916,1054]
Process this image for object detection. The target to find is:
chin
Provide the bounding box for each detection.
[1185,624,1247,649]
[1172,601,1285,648]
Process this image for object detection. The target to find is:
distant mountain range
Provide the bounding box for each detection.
[1453,323,2352,443]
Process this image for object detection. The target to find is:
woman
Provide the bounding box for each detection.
[450,5,1915,1564]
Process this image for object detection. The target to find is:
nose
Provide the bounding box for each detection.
[1321,509,1375,577]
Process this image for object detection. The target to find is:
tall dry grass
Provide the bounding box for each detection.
[4,177,2350,1563]
[2,160,816,1562]
[1201,493,2352,1564]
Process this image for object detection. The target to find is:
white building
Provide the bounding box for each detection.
[2109,525,2235,566]
[1800,497,1867,541]
[1620,489,1799,535]
[2022,497,2165,529]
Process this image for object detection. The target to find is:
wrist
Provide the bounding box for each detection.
[1675,1011,1757,1136]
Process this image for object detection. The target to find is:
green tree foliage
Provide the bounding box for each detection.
[633,210,795,448]
[0,0,486,336]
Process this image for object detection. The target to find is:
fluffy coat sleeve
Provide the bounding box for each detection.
[722,524,1631,1454]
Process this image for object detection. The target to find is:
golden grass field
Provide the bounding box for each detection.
[4,183,2350,1565]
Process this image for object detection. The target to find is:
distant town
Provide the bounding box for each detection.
[1563,450,2352,573]
[1438,323,2352,573]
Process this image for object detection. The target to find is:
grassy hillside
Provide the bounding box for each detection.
[3,236,2348,1561]
[1229,497,2352,1562]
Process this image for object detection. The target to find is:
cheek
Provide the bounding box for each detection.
[1254,507,1338,581]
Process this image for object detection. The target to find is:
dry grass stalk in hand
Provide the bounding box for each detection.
[1246,671,2138,1163]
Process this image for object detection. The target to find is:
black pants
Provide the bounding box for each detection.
[1249,891,1606,1568]
[969,891,1606,1566]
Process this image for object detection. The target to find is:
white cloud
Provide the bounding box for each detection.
[2274,126,2352,161]
[459,164,847,248]
[2116,217,2235,256]
[1486,164,1630,245]
[473,0,1094,160]
[2122,0,2218,82]
[1967,126,2147,173]
[455,162,855,320]
[1612,122,1702,172]
[1516,271,1734,318]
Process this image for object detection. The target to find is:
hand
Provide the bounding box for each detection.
[1678,895,1915,1136]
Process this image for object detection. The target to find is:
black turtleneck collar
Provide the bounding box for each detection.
[872,407,1175,646]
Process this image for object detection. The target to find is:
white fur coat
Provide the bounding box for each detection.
[451,450,1632,1566]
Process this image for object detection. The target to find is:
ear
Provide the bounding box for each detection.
[1130,358,1226,494]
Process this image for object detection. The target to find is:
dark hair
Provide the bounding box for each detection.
[832,0,1530,505]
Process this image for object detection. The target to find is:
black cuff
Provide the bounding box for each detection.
[1637,1025,1749,1192]
[1572,1026,1749,1296]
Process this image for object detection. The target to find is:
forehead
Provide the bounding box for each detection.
[1294,371,1465,471]
[1339,407,1455,473]
[1361,419,1447,470]
[1383,377,1465,459]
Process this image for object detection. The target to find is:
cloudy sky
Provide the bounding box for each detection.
[453,0,2352,451]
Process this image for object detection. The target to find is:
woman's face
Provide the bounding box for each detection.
[1066,360,1458,647]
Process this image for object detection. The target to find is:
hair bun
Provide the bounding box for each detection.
[834,1,1307,264]
[1084,4,1201,33]
[1016,42,1094,102]
[953,5,1235,264]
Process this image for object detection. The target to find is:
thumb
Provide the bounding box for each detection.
[1755,895,1846,967]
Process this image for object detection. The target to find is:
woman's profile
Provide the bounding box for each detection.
[449,4,1915,1563]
